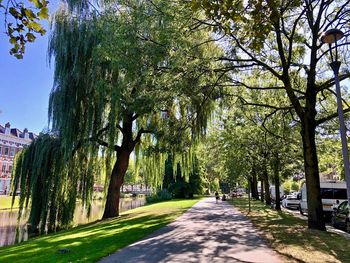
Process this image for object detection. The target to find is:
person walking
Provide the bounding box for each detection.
[215,191,219,203]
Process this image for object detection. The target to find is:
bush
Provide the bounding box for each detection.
[146,189,172,203]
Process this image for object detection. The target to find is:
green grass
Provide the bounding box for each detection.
[230,197,350,263]
[0,198,200,263]
[0,196,19,210]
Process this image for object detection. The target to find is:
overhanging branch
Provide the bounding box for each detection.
[316,107,350,126]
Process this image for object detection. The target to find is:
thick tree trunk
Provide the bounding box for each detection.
[102,149,131,219]
[263,163,271,206]
[301,113,325,230]
[102,114,136,219]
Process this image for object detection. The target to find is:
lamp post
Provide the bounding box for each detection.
[320,28,350,206]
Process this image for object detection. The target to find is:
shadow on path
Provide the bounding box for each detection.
[99,198,282,263]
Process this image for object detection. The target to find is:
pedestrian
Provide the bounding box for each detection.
[215,191,219,203]
[222,194,226,201]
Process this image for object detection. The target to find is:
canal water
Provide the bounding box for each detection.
[0,197,146,247]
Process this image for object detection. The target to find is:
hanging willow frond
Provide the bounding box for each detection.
[13,0,226,229]
[12,133,99,233]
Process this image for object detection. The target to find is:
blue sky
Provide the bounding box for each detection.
[0,8,57,134]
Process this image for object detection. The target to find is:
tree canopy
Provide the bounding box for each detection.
[13,0,225,231]
[193,0,350,230]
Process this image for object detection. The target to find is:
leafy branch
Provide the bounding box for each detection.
[1,0,49,58]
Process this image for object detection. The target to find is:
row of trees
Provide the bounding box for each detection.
[11,0,350,233]
[193,0,350,230]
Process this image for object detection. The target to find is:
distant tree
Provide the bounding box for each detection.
[163,155,204,198]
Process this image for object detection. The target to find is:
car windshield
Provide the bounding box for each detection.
[338,201,348,212]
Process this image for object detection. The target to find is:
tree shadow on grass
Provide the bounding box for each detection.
[0,206,191,263]
[231,199,350,263]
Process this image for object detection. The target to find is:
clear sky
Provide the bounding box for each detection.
[0,5,58,135]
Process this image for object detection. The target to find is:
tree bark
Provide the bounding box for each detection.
[260,178,264,202]
[263,162,271,206]
[301,112,326,230]
[102,114,135,219]
[102,148,131,219]
[251,164,258,200]
[273,152,281,211]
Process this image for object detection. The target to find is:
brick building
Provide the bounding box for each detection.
[0,122,36,194]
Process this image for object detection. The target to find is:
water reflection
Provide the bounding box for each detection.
[0,210,28,247]
[0,197,146,247]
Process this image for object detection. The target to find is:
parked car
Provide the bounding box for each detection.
[331,200,350,233]
[282,195,300,209]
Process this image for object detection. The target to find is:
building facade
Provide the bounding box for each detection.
[0,122,36,194]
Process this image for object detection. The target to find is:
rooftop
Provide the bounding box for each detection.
[0,122,37,141]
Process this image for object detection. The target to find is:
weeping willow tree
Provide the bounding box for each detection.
[12,134,99,232]
[12,0,225,231]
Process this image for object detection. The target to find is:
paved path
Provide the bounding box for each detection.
[99,198,282,263]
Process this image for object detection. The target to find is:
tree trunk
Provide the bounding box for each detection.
[102,114,136,219]
[102,148,131,219]
[301,113,326,230]
[251,165,258,200]
[248,178,251,212]
[263,162,271,206]
[273,153,281,211]
[260,178,264,202]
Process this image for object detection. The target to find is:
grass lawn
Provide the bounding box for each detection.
[0,196,19,210]
[0,198,200,263]
[230,197,350,263]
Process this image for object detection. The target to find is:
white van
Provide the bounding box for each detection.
[299,181,347,216]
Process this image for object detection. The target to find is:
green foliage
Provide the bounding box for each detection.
[1,0,48,58]
[192,0,303,51]
[48,0,223,178]
[282,179,300,194]
[194,0,350,228]
[13,0,223,228]
[12,134,95,233]
[317,137,343,180]
[0,199,200,263]
[291,181,299,192]
[145,189,172,204]
[162,155,205,198]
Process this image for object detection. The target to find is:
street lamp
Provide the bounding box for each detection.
[320,28,350,206]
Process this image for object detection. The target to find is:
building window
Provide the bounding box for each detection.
[10,147,15,156]
[4,147,9,156]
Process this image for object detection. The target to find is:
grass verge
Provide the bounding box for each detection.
[0,196,19,210]
[229,197,350,263]
[0,198,200,263]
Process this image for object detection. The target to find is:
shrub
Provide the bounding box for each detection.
[146,189,172,203]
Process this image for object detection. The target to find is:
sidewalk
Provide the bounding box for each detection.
[99,197,282,263]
